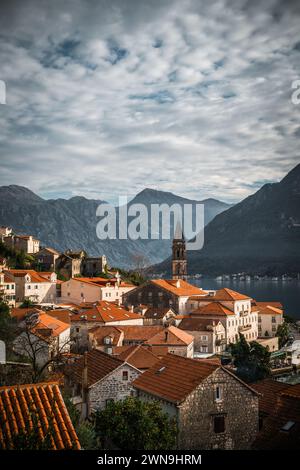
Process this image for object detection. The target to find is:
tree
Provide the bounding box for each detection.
[19,298,36,308]
[63,394,97,450]
[276,322,289,348]
[13,314,72,382]
[0,301,17,357]
[94,397,177,450]
[230,333,271,382]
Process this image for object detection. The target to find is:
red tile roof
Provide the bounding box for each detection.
[66,350,125,387]
[151,279,207,297]
[5,269,55,283]
[88,325,124,346]
[200,288,251,301]
[146,325,194,346]
[11,307,43,321]
[179,317,222,331]
[116,325,164,342]
[192,301,235,317]
[32,313,70,339]
[133,354,220,403]
[47,309,72,325]
[117,345,160,370]
[252,379,300,450]
[70,301,142,323]
[254,303,283,315]
[0,382,80,450]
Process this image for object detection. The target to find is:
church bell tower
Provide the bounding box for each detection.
[172,223,187,280]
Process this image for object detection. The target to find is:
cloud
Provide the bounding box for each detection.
[0,0,299,204]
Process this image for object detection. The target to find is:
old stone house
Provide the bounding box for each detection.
[139,306,177,326]
[65,349,141,418]
[34,247,60,271]
[123,279,207,315]
[178,317,226,354]
[133,354,259,450]
[55,250,107,280]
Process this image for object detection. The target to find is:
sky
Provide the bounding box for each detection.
[0,0,300,204]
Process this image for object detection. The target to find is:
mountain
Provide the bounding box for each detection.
[152,163,300,276]
[0,186,231,269]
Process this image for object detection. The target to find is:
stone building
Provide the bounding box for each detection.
[55,250,86,279]
[123,279,207,315]
[133,354,259,450]
[34,247,60,271]
[55,250,107,280]
[172,227,187,280]
[65,349,141,418]
[3,234,40,254]
[178,317,226,354]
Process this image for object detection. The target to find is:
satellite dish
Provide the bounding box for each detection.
[0,340,5,364]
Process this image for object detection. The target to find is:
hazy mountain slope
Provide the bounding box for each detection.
[0,185,231,268]
[152,163,300,276]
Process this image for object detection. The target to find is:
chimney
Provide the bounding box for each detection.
[164,330,169,342]
[130,305,134,313]
[176,280,180,288]
[82,351,89,419]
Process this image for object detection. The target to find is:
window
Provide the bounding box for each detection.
[122,370,129,381]
[215,386,222,402]
[272,324,276,332]
[271,317,276,323]
[258,317,261,323]
[104,336,112,345]
[201,335,208,341]
[213,416,225,434]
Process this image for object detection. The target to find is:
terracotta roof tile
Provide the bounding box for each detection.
[179,317,221,331]
[133,354,219,403]
[0,382,80,450]
[116,325,164,342]
[151,279,207,297]
[66,350,125,387]
[117,345,160,370]
[192,301,235,317]
[146,325,194,346]
[200,288,251,301]
[70,301,142,323]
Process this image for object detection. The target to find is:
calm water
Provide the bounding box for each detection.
[191,279,300,320]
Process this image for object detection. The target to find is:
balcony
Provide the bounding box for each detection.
[238,324,252,332]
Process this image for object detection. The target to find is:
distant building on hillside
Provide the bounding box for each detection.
[34,246,60,271]
[3,234,40,254]
[55,250,107,279]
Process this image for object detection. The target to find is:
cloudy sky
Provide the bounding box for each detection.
[0,0,299,204]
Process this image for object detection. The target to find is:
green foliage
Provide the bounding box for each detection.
[276,322,289,348]
[63,393,97,450]
[19,298,36,308]
[230,333,271,383]
[0,241,33,269]
[116,267,146,286]
[94,397,177,450]
[0,301,17,354]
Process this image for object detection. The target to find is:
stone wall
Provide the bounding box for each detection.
[123,283,179,313]
[178,368,259,450]
[88,363,141,412]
